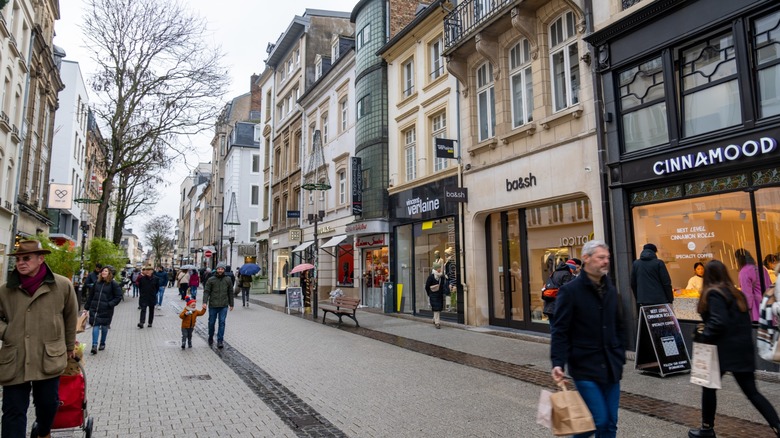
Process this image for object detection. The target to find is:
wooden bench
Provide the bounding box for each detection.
[320,296,361,327]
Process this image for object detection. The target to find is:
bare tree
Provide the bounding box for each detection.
[111,161,166,243]
[143,215,175,267]
[82,0,230,242]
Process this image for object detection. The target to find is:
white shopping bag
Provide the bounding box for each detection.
[536,389,552,429]
[690,342,721,389]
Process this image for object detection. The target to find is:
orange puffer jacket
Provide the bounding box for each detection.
[179,307,206,329]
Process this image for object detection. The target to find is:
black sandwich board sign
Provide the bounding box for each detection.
[286,287,303,315]
[635,304,691,376]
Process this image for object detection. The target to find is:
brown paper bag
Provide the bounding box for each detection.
[76,310,88,334]
[550,382,596,436]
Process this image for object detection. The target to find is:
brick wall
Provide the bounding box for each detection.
[250,74,262,113]
[389,0,433,38]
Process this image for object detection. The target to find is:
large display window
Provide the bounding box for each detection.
[631,189,780,320]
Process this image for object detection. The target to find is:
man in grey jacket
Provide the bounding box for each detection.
[630,243,673,312]
[204,262,234,349]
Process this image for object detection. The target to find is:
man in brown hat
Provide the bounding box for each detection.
[0,240,78,438]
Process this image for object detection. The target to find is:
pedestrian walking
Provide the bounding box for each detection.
[83,263,102,303]
[203,263,234,349]
[188,269,200,300]
[542,259,578,326]
[84,265,123,354]
[688,259,780,437]
[425,261,447,329]
[237,274,252,307]
[130,267,141,298]
[137,265,159,328]
[551,240,627,438]
[177,268,190,300]
[630,243,673,312]
[735,248,772,322]
[179,297,207,349]
[154,266,168,309]
[0,240,79,438]
[167,268,175,288]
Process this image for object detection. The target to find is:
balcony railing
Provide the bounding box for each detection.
[444,0,515,51]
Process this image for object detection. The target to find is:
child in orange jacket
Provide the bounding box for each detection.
[179,297,207,349]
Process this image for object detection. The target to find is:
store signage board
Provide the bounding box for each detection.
[352,157,363,216]
[434,138,456,159]
[286,287,303,315]
[635,304,691,377]
[287,210,300,218]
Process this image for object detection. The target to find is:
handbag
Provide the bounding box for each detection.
[758,292,780,363]
[550,382,596,436]
[536,389,553,430]
[76,310,88,333]
[690,342,721,389]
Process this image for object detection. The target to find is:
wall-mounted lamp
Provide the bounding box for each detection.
[714,211,722,220]
[739,211,747,220]
[682,214,690,224]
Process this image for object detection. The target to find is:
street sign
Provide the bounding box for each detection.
[204,250,213,258]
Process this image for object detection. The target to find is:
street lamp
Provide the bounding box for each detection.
[228,228,235,268]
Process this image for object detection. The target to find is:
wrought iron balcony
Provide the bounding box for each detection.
[444,0,515,51]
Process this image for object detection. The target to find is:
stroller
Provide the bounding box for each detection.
[32,356,94,437]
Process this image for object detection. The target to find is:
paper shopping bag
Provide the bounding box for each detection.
[550,382,596,436]
[76,310,88,334]
[536,389,552,430]
[690,342,721,389]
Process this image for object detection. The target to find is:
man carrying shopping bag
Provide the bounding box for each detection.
[550,240,627,438]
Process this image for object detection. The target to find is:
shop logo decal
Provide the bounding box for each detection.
[406,196,440,215]
[653,137,777,176]
[506,172,537,192]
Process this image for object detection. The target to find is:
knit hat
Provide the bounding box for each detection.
[432,262,442,270]
[185,297,196,307]
[643,243,658,253]
[565,259,578,270]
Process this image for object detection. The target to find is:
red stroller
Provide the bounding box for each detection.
[31,358,94,437]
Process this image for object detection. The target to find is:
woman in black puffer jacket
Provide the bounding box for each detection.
[85,265,123,355]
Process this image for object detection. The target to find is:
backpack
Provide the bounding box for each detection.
[541,274,561,302]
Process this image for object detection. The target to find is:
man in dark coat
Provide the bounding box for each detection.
[630,243,673,311]
[137,265,159,328]
[551,240,627,438]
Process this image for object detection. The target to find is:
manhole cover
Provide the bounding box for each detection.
[183,374,211,380]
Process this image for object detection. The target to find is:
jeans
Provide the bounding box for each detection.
[241,287,250,305]
[208,306,229,342]
[157,286,165,306]
[190,285,198,300]
[573,380,620,438]
[181,328,194,346]
[91,324,108,347]
[701,371,780,428]
[139,304,155,326]
[1,376,60,438]
[132,283,139,297]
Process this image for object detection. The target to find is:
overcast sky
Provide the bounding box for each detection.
[53,0,357,243]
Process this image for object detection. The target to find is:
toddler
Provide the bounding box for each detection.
[179,297,207,349]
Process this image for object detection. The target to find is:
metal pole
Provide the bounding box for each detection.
[313,214,318,319]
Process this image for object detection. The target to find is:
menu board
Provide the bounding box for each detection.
[635,304,691,376]
[286,287,303,315]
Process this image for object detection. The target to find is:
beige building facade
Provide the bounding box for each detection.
[444,0,602,330]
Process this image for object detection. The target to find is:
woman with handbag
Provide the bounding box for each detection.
[425,262,447,329]
[84,266,123,355]
[689,260,780,437]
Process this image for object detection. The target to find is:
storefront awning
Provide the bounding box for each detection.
[291,241,314,253]
[321,234,347,249]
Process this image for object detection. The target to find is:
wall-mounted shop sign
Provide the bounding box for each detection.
[352,157,363,216]
[356,234,385,248]
[318,226,334,234]
[621,131,780,184]
[345,220,389,235]
[289,228,301,242]
[506,172,537,192]
[286,210,300,218]
[390,175,458,221]
[434,138,456,159]
[445,186,468,203]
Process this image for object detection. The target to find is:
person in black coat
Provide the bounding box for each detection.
[425,262,447,329]
[85,265,123,355]
[137,266,159,328]
[688,260,780,438]
[542,260,577,325]
[630,243,673,311]
[551,240,627,438]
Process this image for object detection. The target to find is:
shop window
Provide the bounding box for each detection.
[678,32,740,137]
[754,187,780,285]
[509,39,533,128]
[754,10,780,119]
[619,57,668,153]
[337,244,354,287]
[549,11,580,112]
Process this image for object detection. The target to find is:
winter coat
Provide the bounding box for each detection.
[179,307,207,329]
[238,274,252,289]
[177,271,190,285]
[551,273,627,384]
[0,265,79,385]
[188,272,200,288]
[154,270,168,287]
[738,264,772,322]
[543,263,574,316]
[85,280,123,326]
[425,271,447,312]
[137,274,159,307]
[204,274,234,308]
[630,248,673,305]
[697,287,755,373]
[84,269,100,293]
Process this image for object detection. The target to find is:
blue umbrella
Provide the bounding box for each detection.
[239,263,261,276]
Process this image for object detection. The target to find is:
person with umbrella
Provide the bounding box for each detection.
[237,264,260,307]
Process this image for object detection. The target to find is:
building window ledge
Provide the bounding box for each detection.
[500,123,537,144]
[537,104,583,130]
[0,112,10,134]
[467,137,498,156]
[0,13,9,39]
[396,90,419,109]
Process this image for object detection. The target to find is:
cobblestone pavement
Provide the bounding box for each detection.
[8,287,779,437]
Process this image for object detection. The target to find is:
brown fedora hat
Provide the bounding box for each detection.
[11,240,51,256]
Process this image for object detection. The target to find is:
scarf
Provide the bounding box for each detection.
[20,263,48,296]
[432,269,442,281]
